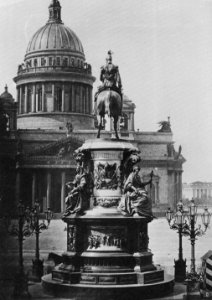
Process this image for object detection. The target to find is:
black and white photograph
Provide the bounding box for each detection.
[1,0,212,299]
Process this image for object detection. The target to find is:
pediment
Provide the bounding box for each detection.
[27,135,83,158]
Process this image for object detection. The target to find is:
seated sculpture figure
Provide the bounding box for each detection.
[119,166,153,218]
[63,165,88,217]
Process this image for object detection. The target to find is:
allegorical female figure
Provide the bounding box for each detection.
[119,166,153,218]
[63,165,88,217]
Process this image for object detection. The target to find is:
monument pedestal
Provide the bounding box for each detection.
[42,139,174,299]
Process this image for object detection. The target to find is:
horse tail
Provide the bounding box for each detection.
[105,91,111,117]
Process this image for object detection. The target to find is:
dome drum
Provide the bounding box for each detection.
[17,113,94,131]
[16,81,94,129]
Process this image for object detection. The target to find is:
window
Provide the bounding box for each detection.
[49,57,53,66]
[63,57,68,67]
[34,59,38,67]
[71,58,75,67]
[56,57,60,66]
[26,60,31,68]
[41,57,46,66]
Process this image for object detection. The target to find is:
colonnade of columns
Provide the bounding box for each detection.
[17,82,92,115]
[16,169,69,213]
[193,188,212,199]
[167,170,183,209]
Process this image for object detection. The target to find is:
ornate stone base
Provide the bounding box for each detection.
[42,273,174,300]
[42,214,174,299]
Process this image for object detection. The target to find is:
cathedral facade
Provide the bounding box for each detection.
[0,0,185,215]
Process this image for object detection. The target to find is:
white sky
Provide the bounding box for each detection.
[0,0,212,183]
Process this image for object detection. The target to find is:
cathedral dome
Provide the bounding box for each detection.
[0,85,14,104]
[25,0,84,60]
[14,0,95,132]
[26,23,84,57]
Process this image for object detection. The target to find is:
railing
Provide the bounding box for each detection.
[17,65,92,76]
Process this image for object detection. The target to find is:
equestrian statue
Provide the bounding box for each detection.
[94,51,123,139]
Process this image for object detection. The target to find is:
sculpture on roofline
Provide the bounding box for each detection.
[158,116,172,133]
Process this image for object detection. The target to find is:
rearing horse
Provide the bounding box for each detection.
[95,89,122,139]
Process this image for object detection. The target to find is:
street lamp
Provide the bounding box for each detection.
[4,200,32,299]
[183,199,211,277]
[30,200,53,281]
[166,199,211,283]
[166,202,187,282]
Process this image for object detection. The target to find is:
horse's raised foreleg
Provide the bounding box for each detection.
[113,116,119,140]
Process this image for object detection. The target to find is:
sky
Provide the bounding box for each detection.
[0,0,212,183]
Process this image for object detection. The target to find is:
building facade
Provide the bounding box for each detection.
[0,0,185,215]
[183,182,212,205]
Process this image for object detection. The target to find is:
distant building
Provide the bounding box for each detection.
[183,182,212,205]
[0,0,185,214]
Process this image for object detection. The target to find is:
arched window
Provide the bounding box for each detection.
[41,57,46,66]
[56,57,61,66]
[56,87,62,111]
[34,59,38,67]
[49,57,53,66]
[62,57,68,67]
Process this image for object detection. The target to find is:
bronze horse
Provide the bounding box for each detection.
[95,89,122,139]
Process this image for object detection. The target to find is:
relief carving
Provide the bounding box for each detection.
[87,226,127,250]
[94,198,120,208]
[67,225,76,251]
[94,163,120,190]
[88,234,127,250]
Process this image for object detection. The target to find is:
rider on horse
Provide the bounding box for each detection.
[94,50,123,107]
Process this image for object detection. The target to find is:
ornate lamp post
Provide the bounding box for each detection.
[166,202,187,282]
[4,200,32,299]
[30,200,53,281]
[184,200,211,276]
[166,199,211,283]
